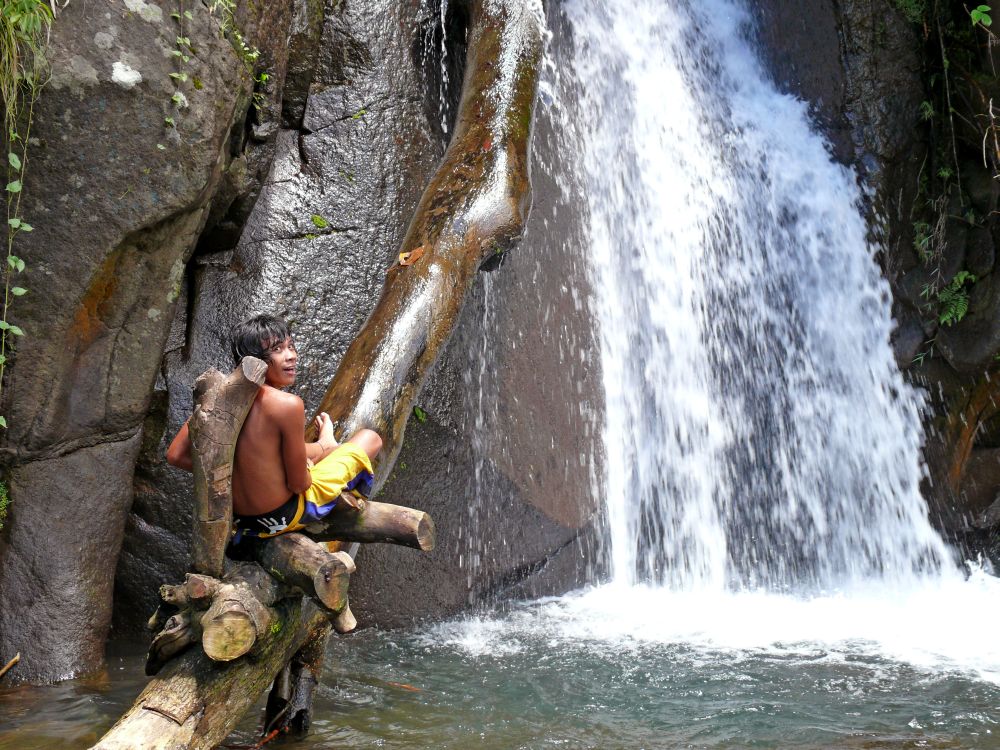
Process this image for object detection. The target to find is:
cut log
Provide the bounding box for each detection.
[158,574,221,610]
[199,563,284,662]
[255,532,355,613]
[92,599,329,750]
[188,356,268,577]
[304,498,436,551]
[333,601,357,634]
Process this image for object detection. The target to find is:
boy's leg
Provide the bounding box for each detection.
[343,428,382,462]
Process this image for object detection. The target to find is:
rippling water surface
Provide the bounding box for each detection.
[5,575,1000,749]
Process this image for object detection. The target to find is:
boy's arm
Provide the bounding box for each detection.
[277,396,313,495]
[166,419,193,472]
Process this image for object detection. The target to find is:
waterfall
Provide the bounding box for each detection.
[560,0,955,591]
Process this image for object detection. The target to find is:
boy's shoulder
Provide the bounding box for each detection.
[256,384,304,416]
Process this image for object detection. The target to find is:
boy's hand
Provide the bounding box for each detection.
[314,412,338,452]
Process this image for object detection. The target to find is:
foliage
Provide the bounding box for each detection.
[921,270,977,326]
[1,0,51,429]
[971,4,993,26]
[936,270,977,325]
[893,0,928,25]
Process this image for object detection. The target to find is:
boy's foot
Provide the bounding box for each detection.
[338,491,365,511]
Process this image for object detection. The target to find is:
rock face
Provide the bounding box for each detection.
[114,0,603,636]
[0,0,296,683]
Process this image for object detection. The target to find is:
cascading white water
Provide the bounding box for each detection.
[561,0,955,591]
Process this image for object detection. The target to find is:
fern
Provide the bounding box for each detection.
[937,271,976,326]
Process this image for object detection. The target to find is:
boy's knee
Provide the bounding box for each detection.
[351,428,383,460]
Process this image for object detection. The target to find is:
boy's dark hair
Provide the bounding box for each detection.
[230,314,291,363]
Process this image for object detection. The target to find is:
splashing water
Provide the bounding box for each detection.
[564,0,953,592]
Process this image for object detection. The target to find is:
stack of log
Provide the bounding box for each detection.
[92,0,542,746]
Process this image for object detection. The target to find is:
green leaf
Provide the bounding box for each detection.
[412,405,428,423]
[0,321,10,331]
[9,325,24,336]
[0,416,8,429]
[7,218,19,229]
[171,49,183,57]
[11,287,26,296]
[157,143,166,150]
[6,255,18,270]
[171,92,184,105]
[0,355,6,365]
[164,116,175,127]
[7,152,21,170]
[5,180,21,193]
[14,258,24,273]
[310,214,329,228]
[192,76,203,90]
[169,72,188,82]
[19,223,31,232]
[184,10,193,19]
[170,11,180,19]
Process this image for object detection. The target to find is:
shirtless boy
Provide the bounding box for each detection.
[166,314,382,540]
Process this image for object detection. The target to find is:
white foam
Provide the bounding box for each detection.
[432,565,1000,685]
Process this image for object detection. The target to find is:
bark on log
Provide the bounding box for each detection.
[189,357,268,577]
[312,0,544,482]
[92,599,329,750]
[262,625,331,737]
[304,498,436,551]
[146,610,201,676]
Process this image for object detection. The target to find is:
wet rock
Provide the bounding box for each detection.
[963,449,1000,527]
[0,433,141,684]
[891,311,927,369]
[0,0,295,683]
[936,272,1000,372]
[966,226,995,277]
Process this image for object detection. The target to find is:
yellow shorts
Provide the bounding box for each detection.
[302,441,374,509]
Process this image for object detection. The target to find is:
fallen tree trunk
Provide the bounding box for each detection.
[93,599,330,750]
[313,0,544,481]
[93,0,542,745]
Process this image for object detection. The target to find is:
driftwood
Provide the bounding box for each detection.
[94,0,542,746]
[305,496,436,550]
[189,357,267,577]
[93,599,331,750]
[313,0,543,478]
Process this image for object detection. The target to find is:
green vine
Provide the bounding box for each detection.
[1,0,52,430]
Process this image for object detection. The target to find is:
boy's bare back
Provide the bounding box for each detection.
[231,385,311,516]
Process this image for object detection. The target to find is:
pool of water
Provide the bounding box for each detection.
[4,576,1000,749]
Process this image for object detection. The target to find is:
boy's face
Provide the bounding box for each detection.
[263,336,297,388]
